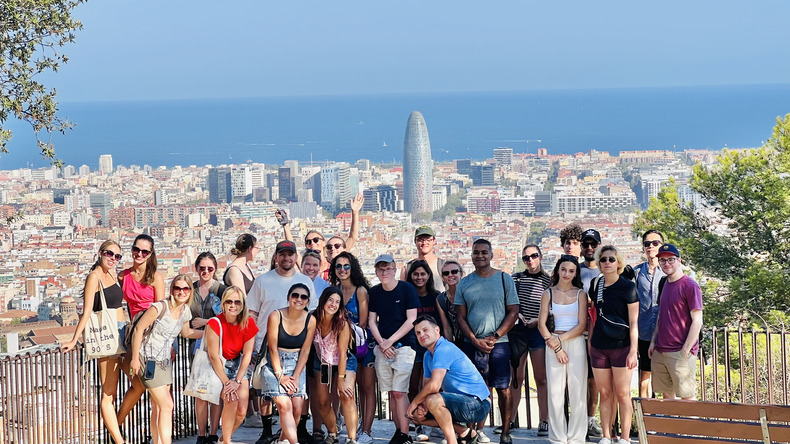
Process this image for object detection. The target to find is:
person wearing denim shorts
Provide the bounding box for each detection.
[408,315,491,444]
[369,254,420,444]
[455,239,519,444]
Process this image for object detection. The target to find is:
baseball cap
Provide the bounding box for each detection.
[374,254,395,265]
[657,243,680,257]
[275,240,297,254]
[582,229,602,244]
[415,226,435,237]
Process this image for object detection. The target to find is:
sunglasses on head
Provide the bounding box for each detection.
[441,269,461,276]
[305,236,323,245]
[599,256,617,263]
[643,240,662,248]
[223,299,242,306]
[334,263,351,271]
[132,246,151,257]
[304,249,321,255]
[522,253,540,262]
[582,242,599,249]
[173,285,191,293]
[198,266,215,272]
[326,243,344,251]
[101,250,123,261]
[290,292,309,301]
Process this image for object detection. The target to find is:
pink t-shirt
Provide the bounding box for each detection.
[654,275,703,355]
[121,269,157,319]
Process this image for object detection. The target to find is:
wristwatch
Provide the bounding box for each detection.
[339,374,347,379]
[493,331,501,340]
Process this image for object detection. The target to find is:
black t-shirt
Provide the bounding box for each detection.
[369,281,421,348]
[591,276,638,350]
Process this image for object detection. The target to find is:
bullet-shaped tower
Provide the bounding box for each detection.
[403,111,433,215]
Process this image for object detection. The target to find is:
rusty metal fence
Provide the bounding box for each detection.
[3,327,790,443]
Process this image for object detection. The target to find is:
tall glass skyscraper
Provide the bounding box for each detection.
[403,111,433,214]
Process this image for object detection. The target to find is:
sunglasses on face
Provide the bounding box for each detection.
[599,256,617,263]
[522,253,541,262]
[334,263,351,271]
[290,292,309,301]
[305,237,323,246]
[658,257,677,265]
[582,242,599,249]
[643,240,662,248]
[198,266,215,273]
[132,246,151,257]
[101,250,123,261]
[223,299,243,306]
[173,285,191,293]
[326,243,344,251]
[441,269,461,276]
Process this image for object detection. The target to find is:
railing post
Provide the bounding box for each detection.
[724,327,731,402]
[712,327,719,401]
[766,328,774,405]
[738,327,745,403]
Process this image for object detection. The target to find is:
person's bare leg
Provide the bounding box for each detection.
[275,397,298,444]
[340,373,359,440]
[97,357,125,443]
[530,348,548,423]
[638,370,652,398]
[612,367,634,439]
[315,371,338,434]
[390,391,410,434]
[149,385,174,444]
[234,385,250,435]
[496,387,513,435]
[591,368,614,439]
[358,365,377,434]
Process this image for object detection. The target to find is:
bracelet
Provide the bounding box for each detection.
[554,345,562,353]
[274,370,283,376]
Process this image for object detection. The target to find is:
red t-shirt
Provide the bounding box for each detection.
[207,316,259,360]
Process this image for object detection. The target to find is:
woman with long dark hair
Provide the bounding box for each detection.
[206,286,259,444]
[261,283,317,444]
[589,246,638,444]
[538,255,588,444]
[312,287,359,444]
[223,234,258,295]
[131,274,202,444]
[117,233,166,425]
[191,252,227,443]
[329,252,375,443]
[62,240,126,443]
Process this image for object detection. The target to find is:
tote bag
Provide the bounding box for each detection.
[184,317,225,405]
[84,281,125,360]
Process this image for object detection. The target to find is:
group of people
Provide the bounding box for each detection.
[61,213,703,444]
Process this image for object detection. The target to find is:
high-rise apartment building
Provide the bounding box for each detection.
[493,148,513,169]
[363,185,399,212]
[230,167,252,202]
[456,159,472,176]
[90,192,112,225]
[403,111,433,214]
[320,162,351,213]
[99,154,113,175]
[278,167,294,201]
[471,165,495,186]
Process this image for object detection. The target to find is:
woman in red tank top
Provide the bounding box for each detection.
[117,234,165,426]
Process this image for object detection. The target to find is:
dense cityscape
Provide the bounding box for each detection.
[0,109,724,355]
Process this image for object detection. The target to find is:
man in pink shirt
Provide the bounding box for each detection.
[648,244,703,400]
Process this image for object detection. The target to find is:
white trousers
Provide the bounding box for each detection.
[545,335,587,444]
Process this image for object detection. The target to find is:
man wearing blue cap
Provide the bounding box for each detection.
[648,244,703,400]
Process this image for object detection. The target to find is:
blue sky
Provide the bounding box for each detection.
[46,0,790,101]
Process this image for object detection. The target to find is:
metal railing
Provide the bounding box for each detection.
[3,327,788,443]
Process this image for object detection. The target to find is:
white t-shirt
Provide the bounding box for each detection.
[247,269,317,351]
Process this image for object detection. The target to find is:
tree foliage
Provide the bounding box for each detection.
[634,115,790,326]
[1,0,84,166]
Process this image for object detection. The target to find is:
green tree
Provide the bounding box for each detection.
[1,0,84,166]
[634,115,790,326]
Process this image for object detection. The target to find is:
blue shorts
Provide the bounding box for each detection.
[118,321,128,351]
[261,350,307,398]
[507,324,545,367]
[462,341,512,389]
[440,393,491,424]
[224,353,254,381]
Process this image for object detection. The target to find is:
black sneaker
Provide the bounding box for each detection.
[312,431,326,444]
[401,431,414,444]
[459,429,479,444]
[256,431,276,444]
[297,426,311,444]
[499,433,512,444]
[493,422,516,435]
[195,437,206,444]
[207,435,219,444]
[537,420,549,437]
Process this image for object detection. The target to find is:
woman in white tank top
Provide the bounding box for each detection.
[538,255,589,444]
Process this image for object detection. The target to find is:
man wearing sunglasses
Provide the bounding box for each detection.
[632,229,666,400]
[648,244,702,401]
[400,226,446,292]
[578,228,604,439]
[247,240,317,444]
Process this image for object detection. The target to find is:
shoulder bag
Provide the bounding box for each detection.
[84,280,126,360]
[595,277,630,340]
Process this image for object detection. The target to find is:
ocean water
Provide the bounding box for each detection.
[3,84,790,170]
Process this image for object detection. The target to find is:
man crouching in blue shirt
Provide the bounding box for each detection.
[407,315,491,444]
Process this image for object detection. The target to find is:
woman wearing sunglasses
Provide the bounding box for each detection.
[311,287,359,444]
[130,274,202,444]
[62,240,127,444]
[329,252,376,443]
[538,255,588,444]
[436,260,464,345]
[589,246,639,444]
[117,233,166,425]
[260,283,317,444]
[206,286,259,444]
[190,252,227,444]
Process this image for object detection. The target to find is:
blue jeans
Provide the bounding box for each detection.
[437,393,491,424]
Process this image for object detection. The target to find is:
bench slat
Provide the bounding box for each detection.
[643,416,764,441]
[645,436,764,444]
[637,398,790,422]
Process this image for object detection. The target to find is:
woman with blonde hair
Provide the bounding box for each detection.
[62,240,126,443]
[130,274,203,444]
[206,286,259,444]
[589,246,638,444]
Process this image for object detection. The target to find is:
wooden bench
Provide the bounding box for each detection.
[632,397,790,444]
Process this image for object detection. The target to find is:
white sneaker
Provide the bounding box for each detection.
[477,431,491,443]
[415,426,429,442]
[617,439,631,444]
[357,431,373,444]
[598,438,612,444]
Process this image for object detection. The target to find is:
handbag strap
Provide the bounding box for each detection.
[97,278,109,312]
[548,288,554,315]
[204,316,224,352]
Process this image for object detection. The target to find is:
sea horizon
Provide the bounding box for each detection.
[3,83,790,170]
